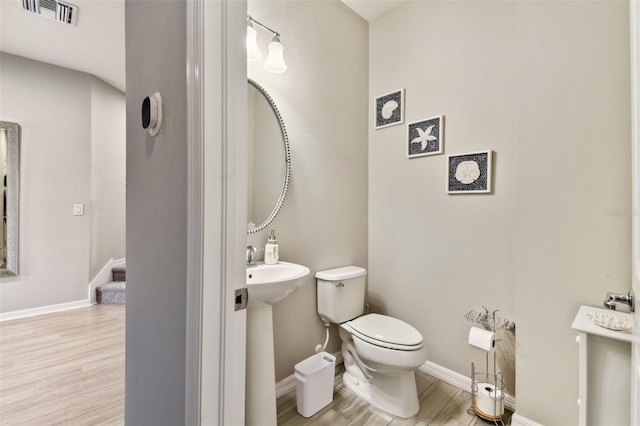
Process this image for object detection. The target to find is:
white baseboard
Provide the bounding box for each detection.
[276,374,297,399]
[418,360,516,411]
[511,413,544,426]
[0,299,92,322]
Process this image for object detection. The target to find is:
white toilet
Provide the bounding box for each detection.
[316,266,427,418]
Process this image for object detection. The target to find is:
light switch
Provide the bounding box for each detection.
[73,204,84,216]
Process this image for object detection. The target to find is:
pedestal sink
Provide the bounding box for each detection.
[245,261,310,426]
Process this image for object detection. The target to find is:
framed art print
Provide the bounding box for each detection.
[407,116,443,158]
[447,151,493,194]
[374,89,404,129]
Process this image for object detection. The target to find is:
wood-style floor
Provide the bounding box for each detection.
[1,305,510,425]
[277,367,512,426]
[0,305,125,425]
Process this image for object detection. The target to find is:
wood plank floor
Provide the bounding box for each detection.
[1,305,510,425]
[277,368,512,426]
[0,305,125,425]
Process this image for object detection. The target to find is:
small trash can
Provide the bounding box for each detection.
[295,351,336,417]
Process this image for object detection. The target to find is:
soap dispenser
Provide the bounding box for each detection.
[264,230,279,265]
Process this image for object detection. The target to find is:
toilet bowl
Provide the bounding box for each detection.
[339,313,427,417]
[316,266,427,418]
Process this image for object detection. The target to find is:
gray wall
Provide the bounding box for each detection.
[369,1,630,424]
[90,78,126,278]
[124,0,188,424]
[0,53,125,314]
[247,0,369,381]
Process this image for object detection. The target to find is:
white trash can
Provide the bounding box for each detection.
[295,352,336,417]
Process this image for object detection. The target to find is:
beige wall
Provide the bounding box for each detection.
[247,0,369,381]
[369,1,630,424]
[0,53,125,314]
[513,2,630,424]
[369,0,519,395]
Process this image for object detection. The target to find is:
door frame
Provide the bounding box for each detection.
[631,0,639,424]
[185,0,248,424]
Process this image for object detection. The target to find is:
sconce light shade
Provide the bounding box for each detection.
[264,37,287,73]
[246,24,261,61]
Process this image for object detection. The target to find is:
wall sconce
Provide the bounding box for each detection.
[247,15,287,74]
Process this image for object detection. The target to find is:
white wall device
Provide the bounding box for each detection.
[141,92,162,136]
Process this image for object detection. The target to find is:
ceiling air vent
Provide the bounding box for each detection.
[20,0,78,25]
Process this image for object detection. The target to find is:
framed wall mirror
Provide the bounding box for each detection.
[247,79,290,234]
[0,121,20,277]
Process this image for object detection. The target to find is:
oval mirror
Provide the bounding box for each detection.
[247,79,290,234]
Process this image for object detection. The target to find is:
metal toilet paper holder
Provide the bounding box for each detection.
[466,307,513,425]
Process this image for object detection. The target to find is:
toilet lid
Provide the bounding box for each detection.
[347,313,423,349]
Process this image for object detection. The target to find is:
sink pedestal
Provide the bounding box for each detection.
[244,261,310,426]
[246,301,277,426]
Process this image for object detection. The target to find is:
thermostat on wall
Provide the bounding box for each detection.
[142,92,163,136]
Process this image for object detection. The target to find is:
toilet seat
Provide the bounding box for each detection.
[344,313,424,351]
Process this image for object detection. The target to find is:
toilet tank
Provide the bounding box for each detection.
[316,266,367,324]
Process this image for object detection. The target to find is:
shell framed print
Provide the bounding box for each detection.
[374,89,404,129]
[447,151,493,194]
[407,116,443,158]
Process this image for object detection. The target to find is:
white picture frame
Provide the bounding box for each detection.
[407,115,444,158]
[447,150,493,194]
[374,89,404,129]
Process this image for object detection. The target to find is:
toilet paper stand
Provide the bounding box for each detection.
[466,307,510,425]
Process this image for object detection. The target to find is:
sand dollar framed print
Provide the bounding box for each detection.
[447,151,493,194]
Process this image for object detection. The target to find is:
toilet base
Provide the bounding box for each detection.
[342,369,420,418]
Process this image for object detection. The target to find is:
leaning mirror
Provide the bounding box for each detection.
[247,79,290,234]
[0,121,19,277]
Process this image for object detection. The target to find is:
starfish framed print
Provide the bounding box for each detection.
[374,89,404,129]
[407,116,443,158]
[447,151,493,194]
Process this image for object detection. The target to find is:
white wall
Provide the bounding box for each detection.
[0,53,126,314]
[369,1,630,424]
[247,0,369,381]
[90,79,126,278]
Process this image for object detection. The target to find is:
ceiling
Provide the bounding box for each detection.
[0,0,403,94]
[0,0,125,92]
[341,0,405,22]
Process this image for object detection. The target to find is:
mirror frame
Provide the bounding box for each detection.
[0,120,19,277]
[247,79,291,234]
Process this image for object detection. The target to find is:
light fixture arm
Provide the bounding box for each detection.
[247,15,280,39]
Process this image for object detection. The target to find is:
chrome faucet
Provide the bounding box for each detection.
[603,290,635,313]
[246,245,262,266]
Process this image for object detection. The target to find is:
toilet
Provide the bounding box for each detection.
[316,266,427,418]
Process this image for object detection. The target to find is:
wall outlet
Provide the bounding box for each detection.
[73,204,84,216]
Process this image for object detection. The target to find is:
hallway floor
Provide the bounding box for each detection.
[0,305,125,425]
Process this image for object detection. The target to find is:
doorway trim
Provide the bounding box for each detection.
[185,0,248,424]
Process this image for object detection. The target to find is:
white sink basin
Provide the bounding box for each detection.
[246,261,310,305]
